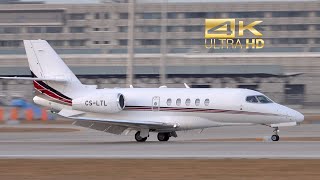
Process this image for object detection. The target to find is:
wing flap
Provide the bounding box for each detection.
[73,120,127,135]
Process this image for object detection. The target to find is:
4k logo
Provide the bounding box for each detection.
[204,18,264,49]
[205,19,263,39]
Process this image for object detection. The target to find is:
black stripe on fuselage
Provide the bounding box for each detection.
[124,106,279,116]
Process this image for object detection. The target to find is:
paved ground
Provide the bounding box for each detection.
[1,159,320,180]
[0,124,320,159]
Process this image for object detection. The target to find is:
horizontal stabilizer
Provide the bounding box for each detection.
[58,109,85,117]
[0,76,67,82]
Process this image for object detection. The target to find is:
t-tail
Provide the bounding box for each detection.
[25,40,86,105]
[0,40,94,105]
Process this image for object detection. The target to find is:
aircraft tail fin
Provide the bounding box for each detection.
[24,40,85,103]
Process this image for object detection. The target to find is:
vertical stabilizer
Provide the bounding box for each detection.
[24,40,84,101]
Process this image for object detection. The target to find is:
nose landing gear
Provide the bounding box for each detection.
[271,127,280,141]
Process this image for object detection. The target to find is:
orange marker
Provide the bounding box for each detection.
[41,109,48,121]
[25,108,33,121]
[0,108,3,121]
[10,108,18,120]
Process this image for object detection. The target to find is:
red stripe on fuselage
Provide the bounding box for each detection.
[124,106,279,116]
[33,81,72,105]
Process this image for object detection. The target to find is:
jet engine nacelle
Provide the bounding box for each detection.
[72,93,125,114]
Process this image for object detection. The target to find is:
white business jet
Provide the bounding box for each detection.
[0,40,304,142]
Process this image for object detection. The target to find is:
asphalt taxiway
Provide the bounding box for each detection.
[0,123,320,159]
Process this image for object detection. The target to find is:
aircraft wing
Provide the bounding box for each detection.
[58,109,177,134]
[69,116,177,129]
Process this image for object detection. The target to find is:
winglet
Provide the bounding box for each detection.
[184,83,190,88]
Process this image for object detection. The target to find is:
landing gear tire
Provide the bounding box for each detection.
[271,127,280,141]
[135,131,147,142]
[271,134,280,141]
[157,132,170,142]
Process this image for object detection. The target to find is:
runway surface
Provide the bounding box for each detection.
[0,123,320,159]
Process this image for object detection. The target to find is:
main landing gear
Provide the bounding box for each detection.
[271,127,280,141]
[157,132,170,141]
[135,131,147,142]
[134,131,177,142]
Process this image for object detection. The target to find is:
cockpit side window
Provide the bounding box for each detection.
[256,95,273,103]
[246,96,258,103]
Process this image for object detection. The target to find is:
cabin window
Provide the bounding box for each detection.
[195,98,200,106]
[167,98,172,106]
[176,98,181,106]
[204,99,210,106]
[185,98,191,106]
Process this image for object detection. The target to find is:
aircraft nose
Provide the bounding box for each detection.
[289,109,304,123]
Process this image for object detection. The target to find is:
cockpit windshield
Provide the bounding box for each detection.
[246,96,258,103]
[246,95,273,104]
[256,95,273,103]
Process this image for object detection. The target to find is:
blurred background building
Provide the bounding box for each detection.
[0,0,319,109]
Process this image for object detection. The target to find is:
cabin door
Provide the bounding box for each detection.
[152,96,160,111]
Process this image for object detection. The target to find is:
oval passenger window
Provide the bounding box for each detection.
[167,98,172,106]
[204,99,210,106]
[185,98,191,106]
[195,98,200,106]
[176,98,181,106]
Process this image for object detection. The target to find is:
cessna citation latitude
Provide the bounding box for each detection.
[0,40,304,142]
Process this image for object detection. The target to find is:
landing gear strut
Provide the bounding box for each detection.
[271,127,280,141]
[135,131,147,142]
[157,132,170,141]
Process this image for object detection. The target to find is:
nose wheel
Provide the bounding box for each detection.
[271,127,280,141]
